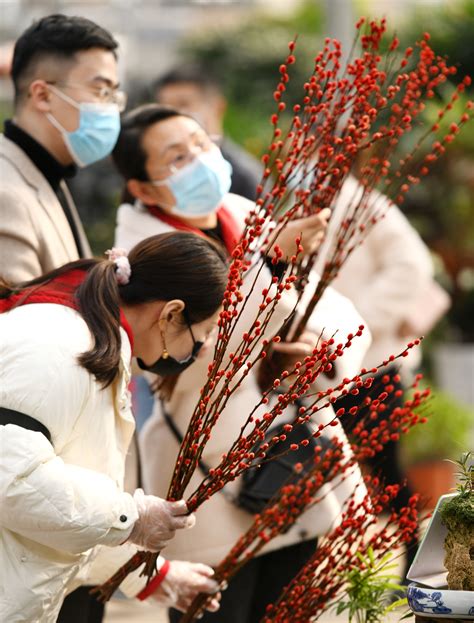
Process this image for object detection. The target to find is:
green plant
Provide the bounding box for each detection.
[400,388,474,465]
[452,451,474,495]
[397,0,474,341]
[441,452,474,525]
[439,452,474,591]
[334,548,408,623]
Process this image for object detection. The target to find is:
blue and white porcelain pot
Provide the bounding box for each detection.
[407,583,474,619]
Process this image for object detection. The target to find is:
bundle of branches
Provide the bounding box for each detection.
[179,370,430,621]
[260,479,421,622]
[95,337,420,600]
[94,328,365,599]
[258,18,473,381]
[179,440,350,623]
[95,17,471,600]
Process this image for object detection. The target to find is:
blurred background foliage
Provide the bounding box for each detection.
[180,1,325,153]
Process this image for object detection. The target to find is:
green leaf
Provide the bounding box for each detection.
[385,597,408,613]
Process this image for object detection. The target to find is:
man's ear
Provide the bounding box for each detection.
[128,178,157,206]
[29,79,53,113]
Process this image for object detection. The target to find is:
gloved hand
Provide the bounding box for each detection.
[128,489,196,552]
[150,560,221,613]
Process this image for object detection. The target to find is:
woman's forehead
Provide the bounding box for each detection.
[143,115,204,156]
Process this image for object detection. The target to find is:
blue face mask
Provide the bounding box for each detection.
[153,148,232,217]
[47,87,120,167]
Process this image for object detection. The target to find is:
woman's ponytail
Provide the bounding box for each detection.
[0,258,125,389]
[76,260,123,388]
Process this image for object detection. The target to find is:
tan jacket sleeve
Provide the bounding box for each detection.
[0,187,43,282]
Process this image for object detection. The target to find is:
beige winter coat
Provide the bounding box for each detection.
[315,176,434,371]
[0,134,90,282]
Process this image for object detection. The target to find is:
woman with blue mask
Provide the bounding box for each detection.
[112,105,371,623]
[113,105,329,256]
[114,105,240,251]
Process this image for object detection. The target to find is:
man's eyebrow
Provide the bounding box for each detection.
[90,76,120,89]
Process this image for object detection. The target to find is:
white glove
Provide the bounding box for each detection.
[150,560,221,613]
[128,489,196,552]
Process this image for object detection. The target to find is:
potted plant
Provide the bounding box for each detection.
[406,453,474,620]
[400,388,474,508]
[334,548,408,623]
[440,452,474,592]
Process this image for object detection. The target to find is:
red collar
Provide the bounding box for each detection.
[0,269,134,351]
[119,312,134,352]
[146,204,242,255]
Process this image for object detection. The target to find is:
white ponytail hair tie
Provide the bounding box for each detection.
[105,247,132,285]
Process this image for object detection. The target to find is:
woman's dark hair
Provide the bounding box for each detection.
[12,14,118,105]
[0,232,228,388]
[112,103,191,203]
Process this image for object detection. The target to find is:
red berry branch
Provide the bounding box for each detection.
[94,334,421,601]
[261,479,421,622]
[260,20,473,341]
[179,370,430,621]
[179,440,350,623]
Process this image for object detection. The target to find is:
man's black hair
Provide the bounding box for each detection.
[153,65,222,99]
[11,14,118,103]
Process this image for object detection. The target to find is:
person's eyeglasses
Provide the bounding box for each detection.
[47,81,127,112]
[151,132,219,180]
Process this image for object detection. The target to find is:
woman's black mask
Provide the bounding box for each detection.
[137,315,204,377]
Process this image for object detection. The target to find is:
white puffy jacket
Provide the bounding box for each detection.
[115,195,372,566]
[0,304,159,622]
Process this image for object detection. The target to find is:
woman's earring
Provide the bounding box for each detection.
[160,329,169,359]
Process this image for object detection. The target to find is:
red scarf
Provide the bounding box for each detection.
[147,204,242,255]
[0,269,134,350]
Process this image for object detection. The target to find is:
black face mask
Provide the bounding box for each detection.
[137,319,204,377]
